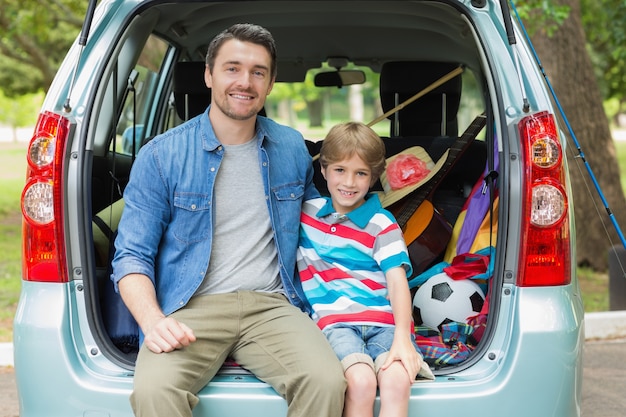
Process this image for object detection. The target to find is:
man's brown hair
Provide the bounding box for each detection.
[205,23,277,79]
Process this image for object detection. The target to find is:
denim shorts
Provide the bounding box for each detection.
[322,324,420,373]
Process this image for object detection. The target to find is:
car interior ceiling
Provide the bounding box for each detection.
[145,2,481,82]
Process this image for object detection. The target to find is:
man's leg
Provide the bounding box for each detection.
[232,292,347,417]
[130,294,240,417]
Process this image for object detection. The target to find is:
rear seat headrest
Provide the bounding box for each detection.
[380,61,462,137]
[173,61,212,120]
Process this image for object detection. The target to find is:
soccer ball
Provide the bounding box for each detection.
[413,273,485,330]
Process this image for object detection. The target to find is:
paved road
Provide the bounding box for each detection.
[0,367,17,417]
[1,338,624,417]
[582,338,626,417]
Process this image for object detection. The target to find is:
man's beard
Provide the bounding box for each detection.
[215,93,262,120]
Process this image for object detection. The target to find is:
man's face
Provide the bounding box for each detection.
[205,39,275,121]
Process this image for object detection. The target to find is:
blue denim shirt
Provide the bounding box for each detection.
[111,107,319,316]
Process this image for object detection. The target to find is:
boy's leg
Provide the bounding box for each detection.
[130,294,240,417]
[368,327,415,417]
[232,291,346,417]
[344,363,377,417]
[376,360,412,417]
[325,325,378,417]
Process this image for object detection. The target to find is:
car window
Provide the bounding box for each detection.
[266,64,390,141]
[109,54,485,156]
[110,35,170,156]
[266,64,484,141]
[457,69,486,139]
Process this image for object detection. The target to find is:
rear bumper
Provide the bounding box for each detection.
[14,282,583,417]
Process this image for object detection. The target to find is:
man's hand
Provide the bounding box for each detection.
[143,316,197,354]
[118,273,196,353]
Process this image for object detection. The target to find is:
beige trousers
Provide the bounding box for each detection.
[130,291,346,417]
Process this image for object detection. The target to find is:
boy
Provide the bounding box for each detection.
[297,122,433,417]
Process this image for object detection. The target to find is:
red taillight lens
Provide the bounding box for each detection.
[517,111,571,286]
[21,111,71,283]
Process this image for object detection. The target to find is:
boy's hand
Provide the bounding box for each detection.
[381,335,423,381]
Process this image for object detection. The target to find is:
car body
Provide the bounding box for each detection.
[14,0,584,416]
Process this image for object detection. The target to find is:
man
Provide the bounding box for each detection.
[112,23,346,417]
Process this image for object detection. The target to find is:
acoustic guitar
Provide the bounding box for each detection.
[389,113,487,277]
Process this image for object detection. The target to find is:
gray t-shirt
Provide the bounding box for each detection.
[194,137,282,296]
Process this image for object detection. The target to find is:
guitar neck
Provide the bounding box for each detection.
[395,113,487,227]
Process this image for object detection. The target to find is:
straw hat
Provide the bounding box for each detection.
[378,146,449,208]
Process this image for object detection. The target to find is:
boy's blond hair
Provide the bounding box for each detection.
[319,122,386,186]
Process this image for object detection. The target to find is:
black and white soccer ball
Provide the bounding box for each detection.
[413,273,485,330]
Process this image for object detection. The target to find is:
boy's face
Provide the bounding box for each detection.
[321,153,372,214]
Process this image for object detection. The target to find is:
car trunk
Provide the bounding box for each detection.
[80,0,504,374]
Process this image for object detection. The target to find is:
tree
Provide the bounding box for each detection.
[0,0,86,96]
[0,90,43,140]
[523,0,626,270]
[580,0,626,123]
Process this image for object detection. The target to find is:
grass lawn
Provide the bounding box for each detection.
[0,141,27,342]
[0,137,624,343]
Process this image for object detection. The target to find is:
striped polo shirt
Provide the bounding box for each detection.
[297,193,412,331]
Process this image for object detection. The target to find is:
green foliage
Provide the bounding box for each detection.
[513,0,626,120]
[272,63,380,101]
[0,0,87,96]
[0,214,21,342]
[615,140,626,197]
[0,143,26,342]
[0,90,44,132]
[578,266,609,312]
[510,0,570,36]
[514,0,626,114]
[0,145,27,216]
[580,0,626,106]
[269,63,383,130]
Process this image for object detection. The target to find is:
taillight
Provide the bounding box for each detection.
[21,111,71,283]
[517,111,571,286]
